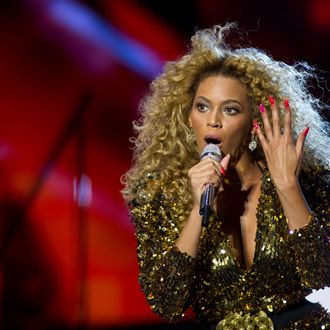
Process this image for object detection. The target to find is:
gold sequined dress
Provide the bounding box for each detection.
[130,167,330,329]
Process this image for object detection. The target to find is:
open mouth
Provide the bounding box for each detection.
[205,137,221,145]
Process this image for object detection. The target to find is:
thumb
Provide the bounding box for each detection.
[220,154,230,171]
[218,154,230,192]
[295,127,309,174]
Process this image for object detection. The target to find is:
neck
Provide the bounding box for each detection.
[233,151,263,191]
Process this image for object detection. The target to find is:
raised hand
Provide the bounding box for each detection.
[254,96,309,191]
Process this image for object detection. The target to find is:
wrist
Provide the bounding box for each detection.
[274,176,299,193]
[274,178,312,230]
[191,204,201,217]
[287,213,312,231]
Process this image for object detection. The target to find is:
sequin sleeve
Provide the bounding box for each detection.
[288,167,330,289]
[130,183,196,321]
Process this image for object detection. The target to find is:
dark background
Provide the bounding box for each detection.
[0,0,329,329]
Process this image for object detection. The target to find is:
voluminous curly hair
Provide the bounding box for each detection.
[121,23,330,218]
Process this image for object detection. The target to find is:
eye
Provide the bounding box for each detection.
[196,102,208,112]
[224,107,239,115]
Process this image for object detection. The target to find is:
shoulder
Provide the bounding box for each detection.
[129,172,178,223]
[129,172,160,208]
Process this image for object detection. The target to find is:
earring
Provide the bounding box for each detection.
[248,134,257,152]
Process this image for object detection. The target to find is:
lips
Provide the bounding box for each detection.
[204,134,222,146]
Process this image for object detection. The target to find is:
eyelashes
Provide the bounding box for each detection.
[195,102,240,115]
[224,107,239,115]
[196,102,208,112]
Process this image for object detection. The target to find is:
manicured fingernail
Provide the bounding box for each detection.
[269,95,275,105]
[220,167,226,176]
[284,99,289,108]
[253,119,259,129]
[259,104,265,113]
[303,127,309,137]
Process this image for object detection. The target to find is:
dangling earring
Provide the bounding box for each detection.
[249,134,257,152]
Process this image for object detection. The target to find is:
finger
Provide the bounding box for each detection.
[269,96,281,140]
[213,162,222,177]
[197,159,222,183]
[201,174,221,187]
[253,120,268,152]
[283,99,292,143]
[295,127,309,174]
[190,171,220,191]
[210,159,226,178]
[203,155,230,178]
[188,159,217,180]
[206,158,223,177]
[220,154,230,175]
[259,103,273,140]
[201,155,229,177]
[191,156,228,187]
[216,154,230,192]
[198,157,219,169]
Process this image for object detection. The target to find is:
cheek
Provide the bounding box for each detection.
[189,111,201,127]
[224,123,251,150]
[190,113,204,136]
[224,136,242,153]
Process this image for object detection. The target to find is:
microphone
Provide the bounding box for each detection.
[199,144,222,227]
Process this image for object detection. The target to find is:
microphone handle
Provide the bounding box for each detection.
[199,184,215,227]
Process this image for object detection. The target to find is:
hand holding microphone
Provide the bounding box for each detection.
[199,144,222,227]
[188,144,230,227]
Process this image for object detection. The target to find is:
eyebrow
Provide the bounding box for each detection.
[195,96,244,108]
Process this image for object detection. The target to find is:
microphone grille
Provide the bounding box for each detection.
[200,144,222,162]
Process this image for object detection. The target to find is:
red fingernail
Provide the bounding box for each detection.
[303,127,309,137]
[220,167,226,176]
[253,119,259,129]
[284,99,289,108]
[269,95,275,105]
[259,104,265,113]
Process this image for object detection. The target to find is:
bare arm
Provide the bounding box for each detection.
[175,154,230,257]
[256,98,311,230]
[275,179,311,230]
[175,206,203,257]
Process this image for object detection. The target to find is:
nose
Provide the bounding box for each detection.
[207,110,221,128]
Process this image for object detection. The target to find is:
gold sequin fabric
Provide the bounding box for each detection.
[130,166,330,328]
[216,310,274,329]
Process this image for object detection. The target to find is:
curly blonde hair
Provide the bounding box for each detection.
[121,23,330,218]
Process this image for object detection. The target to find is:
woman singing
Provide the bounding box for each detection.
[121,23,330,329]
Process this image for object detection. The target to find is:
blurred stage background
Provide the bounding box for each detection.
[0,0,329,329]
